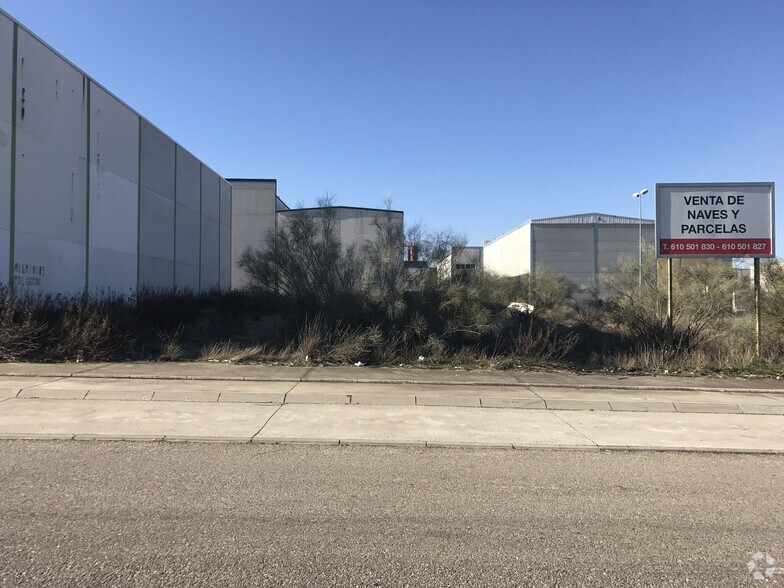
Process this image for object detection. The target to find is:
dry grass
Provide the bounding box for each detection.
[199,342,269,363]
[158,325,184,362]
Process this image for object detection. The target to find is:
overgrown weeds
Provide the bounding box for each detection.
[2,242,782,376]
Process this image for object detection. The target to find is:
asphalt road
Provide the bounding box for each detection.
[1,441,782,587]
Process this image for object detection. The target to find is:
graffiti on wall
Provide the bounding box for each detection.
[13,262,46,289]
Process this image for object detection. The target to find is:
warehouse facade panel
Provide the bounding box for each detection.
[0,14,13,287]
[174,147,202,291]
[88,84,139,295]
[13,23,88,295]
[276,206,404,258]
[483,222,531,277]
[219,180,232,290]
[228,179,279,290]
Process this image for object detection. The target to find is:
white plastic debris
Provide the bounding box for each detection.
[418,356,425,362]
[354,361,364,367]
[508,302,534,314]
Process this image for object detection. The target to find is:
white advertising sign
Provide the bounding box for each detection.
[655,183,775,258]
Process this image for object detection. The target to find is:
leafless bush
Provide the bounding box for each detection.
[51,300,137,361]
[509,323,578,364]
[0,288,48,361]
[238,196,362,309]
[601,249,749,353]
[524,268,577,323]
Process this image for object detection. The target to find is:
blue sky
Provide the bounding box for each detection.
[3,0,783,246]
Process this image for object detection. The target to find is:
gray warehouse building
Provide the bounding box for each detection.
[1,9,231,296]
[483,213,655,287]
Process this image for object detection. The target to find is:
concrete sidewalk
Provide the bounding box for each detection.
[1,362,782,453]
[1,398,782,454]
[3,363,784,415]
[2,361,784,392]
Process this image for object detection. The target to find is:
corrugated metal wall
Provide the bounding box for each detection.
[596,225,654,273]
[532,225,596,285]
[2,10,230,296]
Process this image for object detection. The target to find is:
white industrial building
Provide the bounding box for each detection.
[228,179,404,290]
[483,213,655,288]
[0,9,231,296]
[438,246,483,280]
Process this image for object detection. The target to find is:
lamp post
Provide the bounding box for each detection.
[633,188,649,286]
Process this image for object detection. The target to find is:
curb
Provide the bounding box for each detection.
[3,370,784,394]
[0,434,780,454]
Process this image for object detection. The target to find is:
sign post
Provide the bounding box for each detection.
[655,183,775,357]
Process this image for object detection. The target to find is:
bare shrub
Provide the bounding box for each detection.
[601,249,748,354]
[525,268,577,323]
[420,334,448,363]
[51,299,137,361]
[328,325,371,364]
[238,196,362,310]
[759,258,784,352]
[509,323,578,364]
[0,288,48,361]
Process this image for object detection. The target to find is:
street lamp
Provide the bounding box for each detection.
[633,188,649,286]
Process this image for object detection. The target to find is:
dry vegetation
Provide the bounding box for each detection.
[2,210,783,376]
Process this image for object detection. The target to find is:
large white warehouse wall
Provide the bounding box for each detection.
[483,223,531,277]
[0,14,12,287]
[2,10,230,296]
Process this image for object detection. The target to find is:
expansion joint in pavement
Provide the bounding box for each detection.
[251,404,286,440]
[299,366,315,382]
[549,410,600,449]
[17,376,68,397]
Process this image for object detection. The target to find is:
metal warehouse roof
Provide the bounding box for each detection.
[485,212,655,246]
[531,212,654,225]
